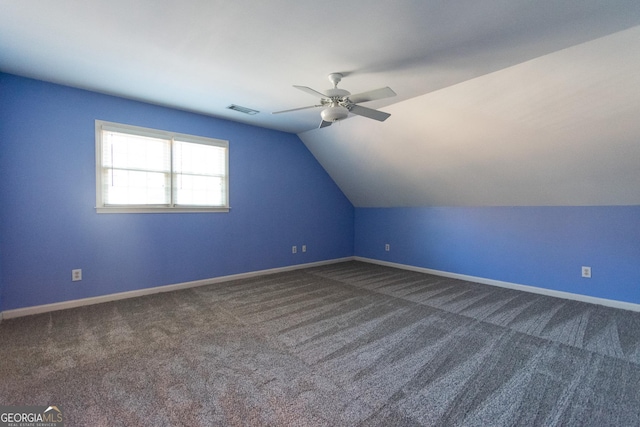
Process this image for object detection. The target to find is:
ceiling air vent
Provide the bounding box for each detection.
[226,104,259,115]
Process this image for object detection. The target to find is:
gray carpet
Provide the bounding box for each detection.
[1,261,639,426]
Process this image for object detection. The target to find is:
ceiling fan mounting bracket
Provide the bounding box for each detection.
[328,73,343,88]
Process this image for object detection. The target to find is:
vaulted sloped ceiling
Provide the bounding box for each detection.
[301,26,640,206]
[1,1,639,207]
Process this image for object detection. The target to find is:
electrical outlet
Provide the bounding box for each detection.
[302,245,306,253]
[72,269,82,282]
[582,266,591,278]
[385,243,390,252]
[292,246,297,254]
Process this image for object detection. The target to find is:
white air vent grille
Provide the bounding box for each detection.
[227,104,259,115]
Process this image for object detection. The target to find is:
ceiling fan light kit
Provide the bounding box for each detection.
[273,73,396,129]
[321,105,349,122]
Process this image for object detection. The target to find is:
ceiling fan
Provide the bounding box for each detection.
[272,73,396,128]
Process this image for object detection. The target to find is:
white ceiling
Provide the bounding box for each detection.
[1,0,640,206]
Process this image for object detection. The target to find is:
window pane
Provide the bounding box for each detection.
[173,140,226,176]
[173,140,227,206]
[101,130,171,205]
[174,174,224,206]
[104,169,170,205]
[103,131,170,173]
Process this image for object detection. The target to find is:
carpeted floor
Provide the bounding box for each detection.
[1,261,639,426]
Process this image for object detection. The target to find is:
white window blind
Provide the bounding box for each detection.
[96,121,229,213]
[102,131,172,206]
[173,140,227,206]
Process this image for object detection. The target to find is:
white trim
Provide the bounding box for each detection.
[6,256,636,319]
[95,206,230,214]
[355,257,640,313]
[1,257,354,319]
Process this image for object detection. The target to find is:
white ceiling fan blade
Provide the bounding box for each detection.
[272,104,322,114]
[348,87,396,104]
[349,105,391,121]
[319,120,333,128]
[294,85,329,98]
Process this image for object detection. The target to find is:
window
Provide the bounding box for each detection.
[95,121,229,213]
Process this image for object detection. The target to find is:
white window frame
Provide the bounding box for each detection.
[95,120,229,213]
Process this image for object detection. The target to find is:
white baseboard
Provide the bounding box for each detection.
[1,257,354,320]
[5,256,637,320]
[355,257,640,313]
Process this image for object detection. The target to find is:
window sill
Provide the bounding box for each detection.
[96,206,230,214]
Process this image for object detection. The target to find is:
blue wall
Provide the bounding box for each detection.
[0,73,354,311]
[355,206,640,304]
[2,72,638,312]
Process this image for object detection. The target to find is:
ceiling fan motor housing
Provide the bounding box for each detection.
[325,88,350,98]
